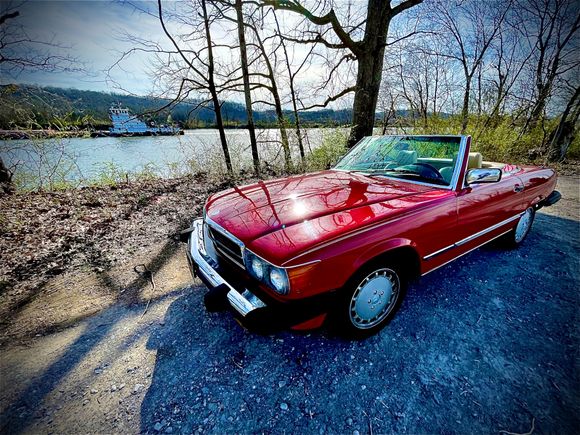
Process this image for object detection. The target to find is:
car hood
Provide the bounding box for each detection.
[205,170,437,247]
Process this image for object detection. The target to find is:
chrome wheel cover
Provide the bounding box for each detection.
[349,268,400,329]
[515,208,533,243]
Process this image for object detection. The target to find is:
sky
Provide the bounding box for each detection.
[1,0,174,95]
[0,0,345,109]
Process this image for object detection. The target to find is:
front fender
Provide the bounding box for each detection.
[353,237,417,271]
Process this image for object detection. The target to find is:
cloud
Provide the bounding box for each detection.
[3,0,167,94]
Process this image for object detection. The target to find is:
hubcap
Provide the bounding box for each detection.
[349,268,400,329]
[515,208,533,243]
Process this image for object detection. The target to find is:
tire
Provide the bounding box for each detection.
[501,206,536,248]
[332,258,408,339]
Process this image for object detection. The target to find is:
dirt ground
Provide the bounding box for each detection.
[0,173,578,434]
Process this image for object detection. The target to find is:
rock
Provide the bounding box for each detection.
[133,384,145,394]
[118,383,125,390]
[153,422,163,432]
[280,402,289,411]
[278,381,286,388]
[94,368,103,374]
[353,431,360,435]
[90,389,98,394]
[165,427,173,434]
[346,418,353,426]
[111,385,117,392]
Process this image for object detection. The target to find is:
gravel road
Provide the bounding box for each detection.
[1,175,578,434]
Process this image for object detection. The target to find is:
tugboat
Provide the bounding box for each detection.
[91,104,183,137]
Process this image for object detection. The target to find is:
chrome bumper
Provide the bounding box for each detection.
[189,219,266,316]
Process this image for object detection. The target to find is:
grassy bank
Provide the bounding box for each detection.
[2,121,578,193]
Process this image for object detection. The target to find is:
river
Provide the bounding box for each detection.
[0,128,334,187]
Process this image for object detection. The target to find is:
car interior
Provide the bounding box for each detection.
[392,151,509,185]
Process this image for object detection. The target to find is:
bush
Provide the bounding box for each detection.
[305,129,348,171]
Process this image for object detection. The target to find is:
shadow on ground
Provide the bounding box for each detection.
[140,212,579,434]
[0,213,578,434]
[0,240,183,433]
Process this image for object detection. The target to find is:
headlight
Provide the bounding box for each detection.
[244,250,290,295]
[269,268,289,294]
[250,256,265,279]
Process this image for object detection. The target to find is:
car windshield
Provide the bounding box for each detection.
[334,135,463,187]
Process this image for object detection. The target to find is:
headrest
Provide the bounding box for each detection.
[397,150,417,165]
[467,152,482,169]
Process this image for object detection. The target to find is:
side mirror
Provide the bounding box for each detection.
[466,168,502,185]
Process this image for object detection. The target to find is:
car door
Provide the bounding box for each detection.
[455,170,525,246]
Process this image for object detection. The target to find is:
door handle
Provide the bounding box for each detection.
[514,184,524,193]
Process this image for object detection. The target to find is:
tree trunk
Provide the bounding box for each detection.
[547,86,580,161]
[291,90,305,163]
[272,89,292,171]
[526,84,552,132]
[235,0,260,175]
[274,12,305,164]
[202,0,232,175]
[460,76,472,134]
[0,158,14,194]
[249,20,292,171]
[347,1,392,148]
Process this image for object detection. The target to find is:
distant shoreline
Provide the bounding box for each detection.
[0,125,351,140]
[0,129,92,140]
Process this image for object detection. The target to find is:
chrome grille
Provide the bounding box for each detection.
[207,223,245,269]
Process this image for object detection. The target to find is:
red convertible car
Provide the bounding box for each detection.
[184,135,560,337]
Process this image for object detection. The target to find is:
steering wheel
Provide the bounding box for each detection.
[402,163,445,181]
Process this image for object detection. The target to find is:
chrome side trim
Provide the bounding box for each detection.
[423,244,456,260]
[423,212,523,261]
[455,213,522,246]
[421,229,512,277]
[189,219,265,317]
[285,259,322,269]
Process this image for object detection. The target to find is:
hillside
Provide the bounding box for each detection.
[0,84,356,130]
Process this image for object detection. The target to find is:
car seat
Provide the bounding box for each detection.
[395,150,417,165]
[439,152,482,184]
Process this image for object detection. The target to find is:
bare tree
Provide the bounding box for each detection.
[221,3,293,171]
[428,0,512,133]
[273,11,313,163]
[263,0,423,147]
[235,0,260,175]
[0,1,81,192]
[546,83,580,160]
[200,0,234,174]
[119,1,236,174]
[0,1,79,76]
[112,1,235,174]
[517,0,580,133]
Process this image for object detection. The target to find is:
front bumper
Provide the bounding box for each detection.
[186,219,267,316]
[185,218,332,331]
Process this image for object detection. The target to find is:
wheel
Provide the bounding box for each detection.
[332,259,408,338]
[501,207,536,247]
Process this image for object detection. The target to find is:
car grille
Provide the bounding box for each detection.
[207,223,245,269]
